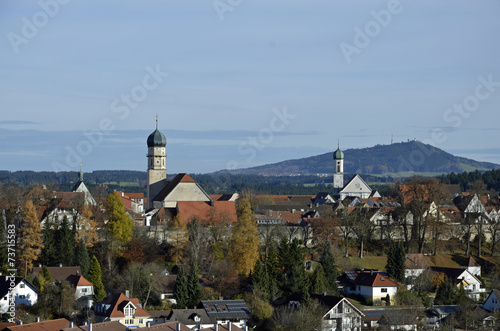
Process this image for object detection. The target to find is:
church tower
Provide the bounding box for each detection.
[147,117,167,209]
[333,143,344,192]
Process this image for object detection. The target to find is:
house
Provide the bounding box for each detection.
[199,323,244,331]
[94,292,151,328]
[199,300,251,329]
[377,310,417,330]
[169,309,214,329]
[430,266,485,300]
[483,289,500,312]
[339,175,374,200]
[404,253,428,287]
[31,266,94,307]
[286,293,364,331]
[339,270,398,305]
[0,276,38,314]
[2,318,70,330]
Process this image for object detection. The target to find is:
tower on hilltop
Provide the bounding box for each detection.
[147,116,167,209]
[333,142,344,192]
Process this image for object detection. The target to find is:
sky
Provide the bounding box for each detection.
[1,0,500,174]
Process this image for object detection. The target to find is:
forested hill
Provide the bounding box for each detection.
[216,141,500,176]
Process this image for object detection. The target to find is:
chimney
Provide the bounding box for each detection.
[35,317,40,323]
[176,322,181,331]
[227,322,231,331]
[214,324,218,331]
[69,321,74,328]
[219,296,223,301]
[89,323,92,331]
[16,321,22,325]
[125,290,130,298]
[59,263,63,267]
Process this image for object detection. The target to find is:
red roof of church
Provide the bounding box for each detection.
[177,201,237,225]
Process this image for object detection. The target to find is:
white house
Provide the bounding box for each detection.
[0,276,38,313]
[339,175,374,200]
[430,267,485,300]
[340,271,398,305]
[483,289,500,313]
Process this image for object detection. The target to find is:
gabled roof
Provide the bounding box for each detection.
[467,255,480,267]
[97,292,150,318]
[405,253,428,270]
[379,310,417,326]
[483,289,500,310]
[341,174,372,194]
[171,309,214,325]
[154,173,208,202]
[0,276,38,299]
[66,274,93,287]
[32,266,81,282]
[311,294,364,317]
[429,267,480,285]
[4,318,70,331]
[340,271,398,287]
[177,201,237,225]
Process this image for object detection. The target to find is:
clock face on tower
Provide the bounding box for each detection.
[155,159,160,165]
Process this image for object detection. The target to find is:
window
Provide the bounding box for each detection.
[20,284,25,289]
[139,319,144,324]
[81,288,87,293]
[124,306,134,317]
[19,295,26,299]
[381,288,387,293]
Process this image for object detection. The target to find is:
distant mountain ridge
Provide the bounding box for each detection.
[217,141,500,176]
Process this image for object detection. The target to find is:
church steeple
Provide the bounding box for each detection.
[147,116,167,209]
[333,142,344,192]
[78,164,84,182]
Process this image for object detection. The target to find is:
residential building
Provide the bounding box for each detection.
[483,289,500,313]
[2,318,70,331]
[377,310,417,330]
[430,266,485,300]
[199,300,251,329]
[0,276,38,314]
[94,292,151,328]
[339,270,398,305]
[62,321,127,331]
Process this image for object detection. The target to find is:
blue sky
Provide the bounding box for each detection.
[1,0,500,174]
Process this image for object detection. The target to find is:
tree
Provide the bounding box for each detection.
[18,200,44,277]
[434,277,455,305]
[310,212,338,248]
[169,214,187,265]
[251,259,270,298]
[88,255,106,302]
[187,261,201,307]
[174,265,189,309]
[76,204,98,247]
[106,192,134,245]
[349,207,375,259]
[229,196,260,276]
[320,242,339,294]
[309,264,327,295]
[56,215,75,266]
[74,240,90,277]
[385,240,406,283]
[41,216,57,265]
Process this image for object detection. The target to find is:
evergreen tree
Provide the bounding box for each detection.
[434,277,455,305]
[229,196,260,276]
[0,209,7,271]
[385,241,406,283]
[187,261,201,307]
[18,200,44,277]
[175,266,189,309]
[74,240,90,277]
[106,192,134,245]
[310,264,327,295]
[56,216,75,266]
[41,217,57,265]
[320,242,339,294]
[88,255,106,302]
[251,259,270,297]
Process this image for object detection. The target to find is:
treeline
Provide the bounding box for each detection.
[438,169,500,193]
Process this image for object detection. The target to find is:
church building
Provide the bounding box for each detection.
[145,119,237,225]
[333,144,379,201]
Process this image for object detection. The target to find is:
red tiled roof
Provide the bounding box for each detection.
[136,322,191,331]
[5,318,70,331]
[62,321,127,331]
[352,271,398,287]
[199,324,244,331]
[177,201,237,225]
[405,253,428,270]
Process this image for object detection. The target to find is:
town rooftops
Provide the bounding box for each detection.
[61,321,127,331]
[96,292,150,319]
[32,266,81,282]
[341,270,398,287]
[136,322,191,331]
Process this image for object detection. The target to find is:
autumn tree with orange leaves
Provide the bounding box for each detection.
[18,200,44,277]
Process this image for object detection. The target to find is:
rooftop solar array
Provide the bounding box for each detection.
[201,300,252,319]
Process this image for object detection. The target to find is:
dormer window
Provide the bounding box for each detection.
[194,315,201,322]
[124,306,134,317]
